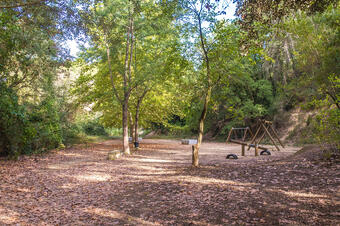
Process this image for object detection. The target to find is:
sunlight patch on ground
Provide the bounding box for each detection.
[16,187,31,193]
[132,165,166,172]
[125,174,255,190]
[47,164,69,170]
[176,176,256,187]
[60,183,77,189]
[127,171,178,180]
[280,190,328,198]
[135,158,175,163]
[60,153,87,157]
[74,173,112,182]
[0,207,19,224]
[267,188,329,198]
[83,207,161,225]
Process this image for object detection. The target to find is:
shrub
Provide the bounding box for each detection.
[81,119,108,136]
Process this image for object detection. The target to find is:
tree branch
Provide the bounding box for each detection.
[0,0,46,9]
[106,47,122,104]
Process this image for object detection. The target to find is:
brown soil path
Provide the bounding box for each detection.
[0,139,339,225]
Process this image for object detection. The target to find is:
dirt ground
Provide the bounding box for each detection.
[0,139,339,225]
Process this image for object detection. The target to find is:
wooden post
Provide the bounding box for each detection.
[261,123,280,151]
[255,142,259,156]
[257,131,266,144]
[192,145,198,166]
[242,128,248,142]
[241,144,245,156]
[226,128,233,143]
[248,126,261,151]
[270,125,285,148]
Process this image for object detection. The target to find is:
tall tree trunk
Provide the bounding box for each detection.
[122,3,134,155]
[129,111,134,141]
[134,106,140,144]
[122,97,130,155]
[134,89,148,143]
[193,86,211,166]
[193,13,212,167]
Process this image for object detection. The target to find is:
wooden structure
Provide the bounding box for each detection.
[247,120,285,152]
[226,119,284,157]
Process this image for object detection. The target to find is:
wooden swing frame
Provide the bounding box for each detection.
[226,119,285,156]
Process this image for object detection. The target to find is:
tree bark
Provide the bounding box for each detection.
[193,86,211,166]
[134,106,140,144]
[129,111,134,141]
[122,98,130,155]
[121,4,134,155]
[134,88,148,143]
[192,11,212,167]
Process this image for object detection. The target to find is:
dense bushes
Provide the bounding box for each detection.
[0,83,29,156]
[81,119,108,136]
[0,81,111,158]
[0,83,63,157]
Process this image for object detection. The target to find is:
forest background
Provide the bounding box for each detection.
[0,0,339,159]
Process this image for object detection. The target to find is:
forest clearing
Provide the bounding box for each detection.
[1,0,339,225]
[0,139,339,225]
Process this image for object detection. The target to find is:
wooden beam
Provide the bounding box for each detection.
[261,123,280,151]
[226,127,233,143]
[229,139,268,150]
[270,125,285,148]
[248,125,261,151]
[242,128,248,141]
[255,142,259,156]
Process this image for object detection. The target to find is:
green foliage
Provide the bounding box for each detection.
[309,75,340,149]
[27,97,63,151]
[0,82,64,157]
[0,82,29,157]
[80,119,108,136]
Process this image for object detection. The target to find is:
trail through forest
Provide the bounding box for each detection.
[0,139,339,225]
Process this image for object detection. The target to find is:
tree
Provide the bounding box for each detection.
[0,0,87,156]
[233,0,338,44]
[75,0,187,153]
[175,0,227,166]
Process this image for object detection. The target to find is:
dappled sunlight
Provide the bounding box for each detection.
[176,175,256,187]
[47,164,70,170]
[124,173,256,191]
[131,165,167,172]
[47,160,108,170]
[60,183,77,189]
[267,188,329,199]
[83,207,160,225]
[74,173,112,182]
[0,207,19,224]
[91,149,112,154]
[282,190,328,198]
[60,153,88,158]
[135,158,176,163]
[0,139,337,225]
[16,187,31,193]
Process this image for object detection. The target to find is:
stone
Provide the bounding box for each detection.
[181,139,197,145]
[108,150,122,160]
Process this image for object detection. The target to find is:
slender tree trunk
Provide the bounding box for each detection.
[122,5,133,155]
[192,13,212,167]
[134,89,148,143]
[129,111,134,141]
[134,105,140,143]
[193,86,211,166]
[134,97,142,143]
[122,97,130,154]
